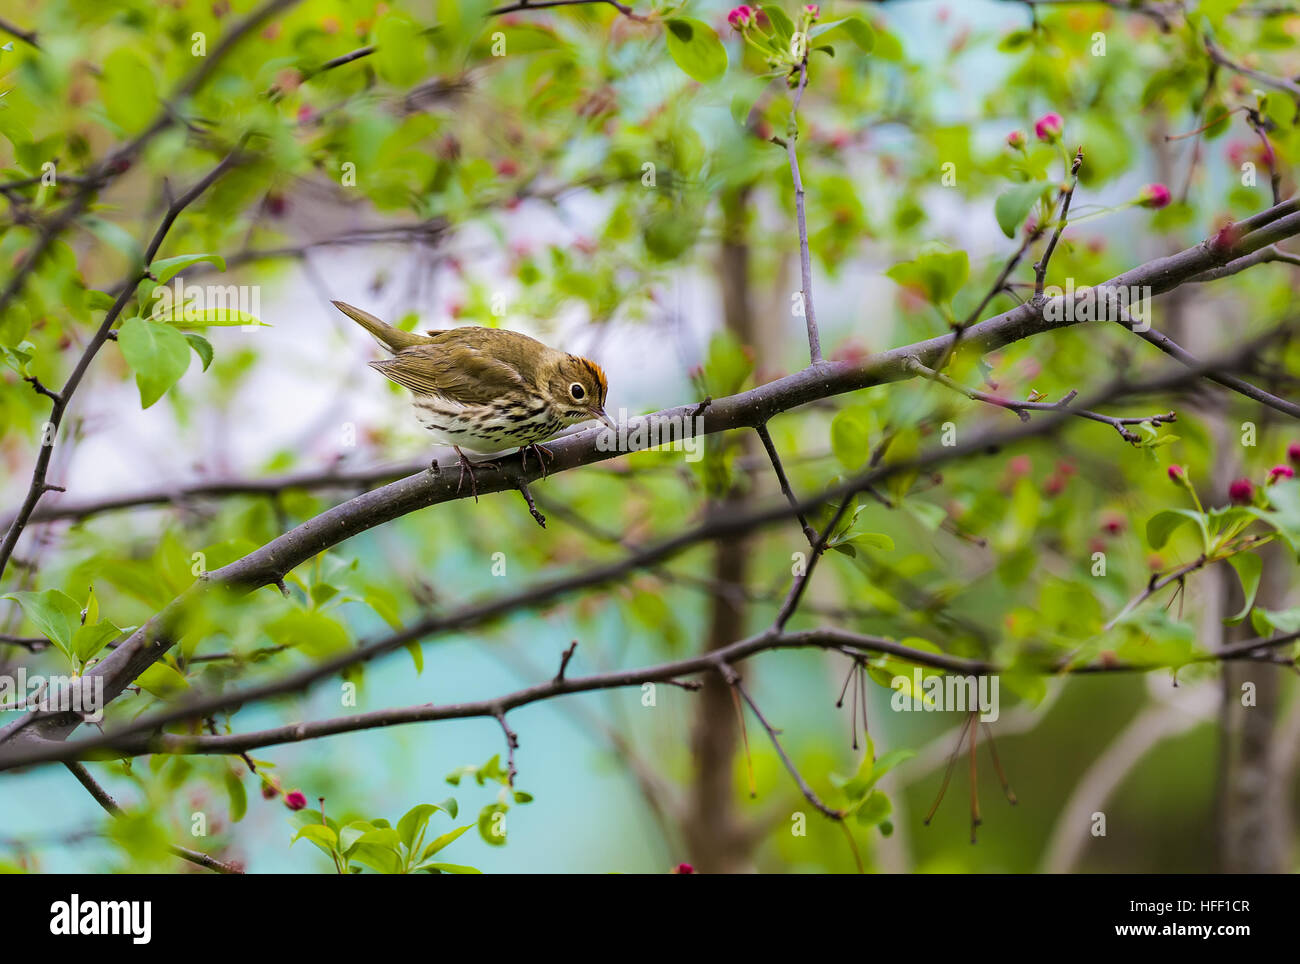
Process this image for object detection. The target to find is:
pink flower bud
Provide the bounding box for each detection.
[1034,112,1063,143]
[1006,130,1025,150]
[1167,464,1184,482]
[673,862,696,874]
[1138,183,1171,209]
[727,5,755,29]
[1268,465,1294,485]
[284,790,308,811]
[803,4,820,19]
[1228,478,1254,505]
[1287,442,1300,467]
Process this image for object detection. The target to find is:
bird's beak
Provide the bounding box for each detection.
[590,407,616,431]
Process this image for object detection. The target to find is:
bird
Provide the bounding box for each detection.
[334,300,614,500]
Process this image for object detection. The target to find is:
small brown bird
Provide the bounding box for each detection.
[334,301,613,498]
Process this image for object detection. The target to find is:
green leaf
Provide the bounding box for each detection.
[808,16,875,53]
[419,861,482,874]
[855,789,892,826]
[994,181,1049,239]
[374,14,428,87]
[292,823,339,856]
[664,19,727,84]
[1145,508,1208,551]
[2,589,80,658]
[761,5,796,44]
[135,661,189,699]
[419,824,471,860]
[100,48,158,134]
[847,532,895,552]
[904,500,947,532]
[224,770,247,823]
[885,243,969,306]
[1224,552,1262,625]
[117,317,191,409]
[71,620,120,663]
[149,254,225,284]
[478,802,509,846]
[830,408,872,470]
[396,804,438,852]
[349,841,404,874]
[184,333,214,371]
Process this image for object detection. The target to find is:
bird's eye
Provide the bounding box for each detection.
[569,382,586,401]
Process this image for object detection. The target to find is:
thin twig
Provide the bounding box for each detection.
[63,761,243,873]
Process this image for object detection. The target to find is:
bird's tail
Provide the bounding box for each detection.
[332,300,428,353]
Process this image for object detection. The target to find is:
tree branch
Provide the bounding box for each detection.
[63,761,243,874]
[0,149,245,583]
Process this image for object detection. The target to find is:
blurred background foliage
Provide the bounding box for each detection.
[1,0,1299,872]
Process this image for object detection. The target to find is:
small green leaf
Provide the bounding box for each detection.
[664,18,727,84]
[292,823,339,855]
[1224,552,1262,625]
[994,181,1049,239]
[419,861,482,874]
[808,16,874,52]
[100,48,158,134]
[135,661,189,699]
[149,253,225,284]
[396,804,438,852]
[1145,508,1208,551]
[71,620,120,663]
[117,316,191,409]
[419,824,471,861]
[2,589,80,658]
[831,408,872,470]
[224,770,247,823]
[184,333,214,371]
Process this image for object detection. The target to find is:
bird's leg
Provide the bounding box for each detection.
[452,446,498,502]
[519,442,555,479]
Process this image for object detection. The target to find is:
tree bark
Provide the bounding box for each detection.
[684,186,759,872]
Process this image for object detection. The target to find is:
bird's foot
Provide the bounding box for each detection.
[453,448,499,502]
[519,442,555,479]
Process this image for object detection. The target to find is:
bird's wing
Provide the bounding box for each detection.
[368,343,528,405]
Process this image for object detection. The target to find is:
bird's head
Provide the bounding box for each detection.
[546,354,613,430]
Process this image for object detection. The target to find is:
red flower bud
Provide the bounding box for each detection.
[1267,465,1294,485]
[1228,478,1254,505]
[1137,183,1171,209]
[284,790,308,811]
[727,5,755,29]
[673,862,696,874]
[1288,442,1300,467]
[1167,464,1184,482]
[1034,112,1063,143]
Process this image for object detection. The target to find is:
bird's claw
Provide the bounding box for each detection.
[519,443,555,479]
